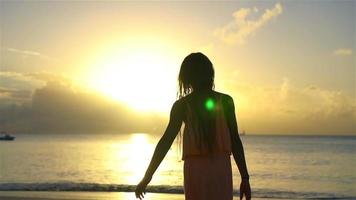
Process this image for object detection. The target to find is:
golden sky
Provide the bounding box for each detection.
[0,1,355,135]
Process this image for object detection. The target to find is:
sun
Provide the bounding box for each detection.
[86,39,180,113]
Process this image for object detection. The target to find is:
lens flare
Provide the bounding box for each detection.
[205,98,215,111]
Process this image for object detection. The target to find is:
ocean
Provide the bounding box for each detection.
[0,133,355,199]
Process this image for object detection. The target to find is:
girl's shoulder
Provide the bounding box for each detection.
[213,91,234,103]
[172,95,190,110]
[175,93,194,105]
[213,91,235,111]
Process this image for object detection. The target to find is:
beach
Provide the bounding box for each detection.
[0,191,280,200]
[0,191,184,200]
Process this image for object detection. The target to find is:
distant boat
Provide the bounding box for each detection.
[240,130,246,136]
[0,131,15,141]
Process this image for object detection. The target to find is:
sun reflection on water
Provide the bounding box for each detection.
[105,133,182,185]
[123,133,155,184]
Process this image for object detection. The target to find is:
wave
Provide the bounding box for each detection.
[0,182,354,199]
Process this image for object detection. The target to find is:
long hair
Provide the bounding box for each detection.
[176,52,216,157]
[178,52,215,98]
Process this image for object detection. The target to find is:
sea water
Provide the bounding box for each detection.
[0,133,355,199]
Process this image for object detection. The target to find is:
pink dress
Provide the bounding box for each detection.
[182,95,233,200]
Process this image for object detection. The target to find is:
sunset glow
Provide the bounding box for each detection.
[86,39,179,112]
[1,1,354,135]
[0,1,355,199]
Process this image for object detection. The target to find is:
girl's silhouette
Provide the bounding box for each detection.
[135,52,251,200]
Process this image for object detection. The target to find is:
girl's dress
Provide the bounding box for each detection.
[182,95,233,200]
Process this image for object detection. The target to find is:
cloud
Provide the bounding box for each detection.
[214,3,283,45]
[279,77,289,101]
[333,48,353,56]
[6,47,50,60]
[1,71,354,135]
[0,72,166,134]
[225,77,356,135]
[0,71,45,107]
[0,88,32,99]
[0,71,45,92]
[26,72,73,86]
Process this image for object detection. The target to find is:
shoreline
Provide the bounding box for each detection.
[0,191,278,200]
[0,191,184,200]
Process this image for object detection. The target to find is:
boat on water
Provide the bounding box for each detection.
[0,131,15,141]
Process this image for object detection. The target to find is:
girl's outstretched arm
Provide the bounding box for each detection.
[225,95,251,200]
[135,100,183,199]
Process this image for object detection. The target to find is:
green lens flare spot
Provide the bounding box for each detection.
[205,98,215,111]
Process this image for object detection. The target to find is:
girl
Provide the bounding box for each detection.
[135,52,251,200]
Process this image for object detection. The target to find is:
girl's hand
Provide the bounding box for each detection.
[135,176,152,200]
[240,179,251,200]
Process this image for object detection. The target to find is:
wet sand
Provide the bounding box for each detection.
[0,191,271,200]
[0,191,183,200]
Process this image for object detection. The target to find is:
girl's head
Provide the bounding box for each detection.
[178,52,215,98]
